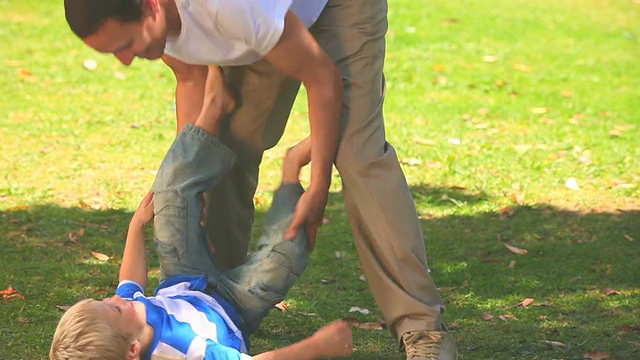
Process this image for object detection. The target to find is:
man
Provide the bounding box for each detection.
[63,0,457,358]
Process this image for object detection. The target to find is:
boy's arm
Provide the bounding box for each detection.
[119,192,154,288]
[251,320,352,360]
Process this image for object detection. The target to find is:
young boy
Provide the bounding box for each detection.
[50,114,352,359]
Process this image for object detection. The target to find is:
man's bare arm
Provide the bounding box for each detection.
[163,55,235,136]
[162,55,208,133]
[264,10,343,243]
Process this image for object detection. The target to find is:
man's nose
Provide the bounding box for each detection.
[114,51,134,66]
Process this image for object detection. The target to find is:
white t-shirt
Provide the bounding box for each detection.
[164,0,328,66]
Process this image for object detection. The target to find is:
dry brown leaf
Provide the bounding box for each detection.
[17,68,38,82]
[520,298,535,307]
[0,286,25,300]
[68,232,78,244]
[509,260,516,269]
[482,313,494,321]
[609,129,623,137]
[501,313,518,320]
[91,251,110,261]
[604,288,620,296]
[432,64,446,72]
[9,205,29,211]
[619,323,640,331]
[342,317,359,324]
[77,228,85,237]
[504,243,528,255]
[400,157,422,166]
[624,234,634,241]
[499,207,513,220]
[512,64,532,72]
[530,107,548,114]
[433,76,447,85]
[542,340,567,347]
[274,301,289,312]
[583,350,609,359]
[423,160,442,169]
[6,60,23,67]
[413,136,436,146]
[359,274,366,282]
[482,55,499,63]
[355,322,383,330]
[511,193,525,205]
[148,269,162,276]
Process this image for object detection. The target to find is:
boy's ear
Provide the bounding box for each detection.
[125,340,141,360]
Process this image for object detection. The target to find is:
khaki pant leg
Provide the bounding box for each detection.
[310,0,446,340]
[204,59,300,271]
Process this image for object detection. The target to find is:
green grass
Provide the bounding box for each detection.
[1,0,638,359]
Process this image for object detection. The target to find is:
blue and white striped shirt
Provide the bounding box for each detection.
[116,275,251,360]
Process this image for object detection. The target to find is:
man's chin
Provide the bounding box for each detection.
[141,50,163,61]
[147,52,163,60]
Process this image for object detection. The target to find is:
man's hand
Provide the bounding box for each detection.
[285,188,328,249]
[131,192,154,228]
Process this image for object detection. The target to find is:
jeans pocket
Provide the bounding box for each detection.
[268,241,307,277]
[247,280,285,305]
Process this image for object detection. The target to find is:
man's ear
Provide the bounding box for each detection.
[142,0,160,19]
[125,339,141,360]
[146,0,160,13]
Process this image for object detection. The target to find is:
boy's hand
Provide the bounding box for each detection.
[131,192,154,228]
[310,320,353,358]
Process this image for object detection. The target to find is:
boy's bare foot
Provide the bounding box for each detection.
[282,137,311,184]
[195,66,236,136]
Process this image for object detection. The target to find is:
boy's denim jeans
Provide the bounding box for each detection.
[151,124,308,333]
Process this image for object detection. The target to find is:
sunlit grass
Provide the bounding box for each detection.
[1,0,639,359]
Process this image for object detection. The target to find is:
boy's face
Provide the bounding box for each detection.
[99,295,145,337]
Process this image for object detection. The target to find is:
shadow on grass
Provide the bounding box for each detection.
[1,186,638,359]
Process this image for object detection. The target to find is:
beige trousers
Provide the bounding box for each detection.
[205,0,446,341]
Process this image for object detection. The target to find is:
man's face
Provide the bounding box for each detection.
[83,8,167,66]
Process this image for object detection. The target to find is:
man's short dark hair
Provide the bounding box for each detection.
[64,0,144,38]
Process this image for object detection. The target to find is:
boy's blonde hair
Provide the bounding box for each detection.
[50,299,135,360]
